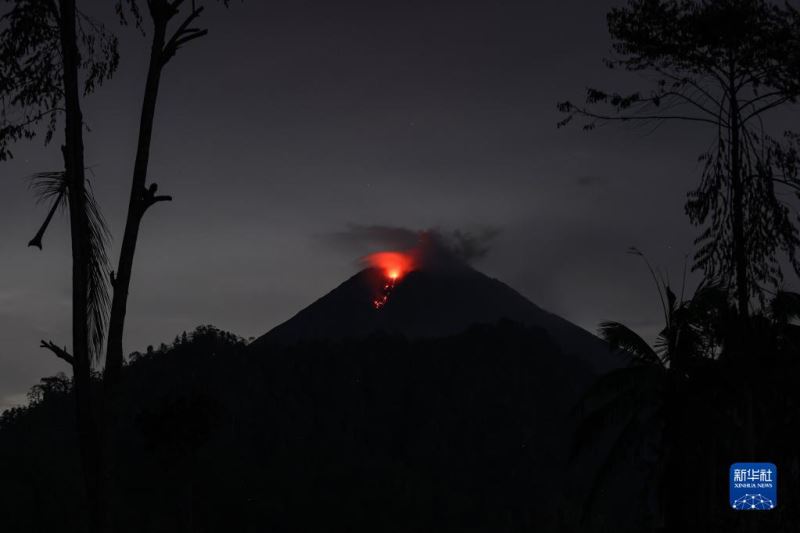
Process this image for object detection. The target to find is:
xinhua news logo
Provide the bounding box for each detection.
[730,463,777,511]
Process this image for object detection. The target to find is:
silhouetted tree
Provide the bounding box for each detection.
[2,2,239,530]
[1,3,118,531]
[105,0,235,386]
[558,0,800,318]
[573,251,729,531]
[99,5,237,518]
[578,251,800,531]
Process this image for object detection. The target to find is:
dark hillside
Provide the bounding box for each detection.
[0,322,627,533]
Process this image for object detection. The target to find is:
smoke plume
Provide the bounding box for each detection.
[323,224,500,270]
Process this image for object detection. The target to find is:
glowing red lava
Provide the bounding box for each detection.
[364,251,415,309]
[372,277,396,309]
[366,251,414,281]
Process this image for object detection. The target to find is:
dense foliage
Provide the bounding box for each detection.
[559,0,800,312]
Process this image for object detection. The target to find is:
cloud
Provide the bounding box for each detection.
[320,224,501,265]
[448,228,501,262]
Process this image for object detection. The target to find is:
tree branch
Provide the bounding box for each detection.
[772,178,800,194]
[168,0,189,10]
[657,90,725,124]
[742,96,792,123]
[40,340,74,366]
[565,106,722,127]
[174,29,208,47]
[161,6,206,65]
[738,91,786,114]
[141,182,172,212]
[652,67,725,110]
[4,108,66,131]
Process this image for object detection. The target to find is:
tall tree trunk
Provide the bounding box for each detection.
[101,18,168,526]
[727,56,757,533]
[104,21,167,384]
[728,62,749,319]
[58,1,106,531]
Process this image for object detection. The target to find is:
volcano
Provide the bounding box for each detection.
[251,263,619,373]
[245,260,638,529]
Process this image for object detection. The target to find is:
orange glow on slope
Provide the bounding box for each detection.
[364,251,415,309]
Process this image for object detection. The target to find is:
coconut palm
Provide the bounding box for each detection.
[572,250,733,532]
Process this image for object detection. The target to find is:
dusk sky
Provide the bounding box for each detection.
[2,0,797,409]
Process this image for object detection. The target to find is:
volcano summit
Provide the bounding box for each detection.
[252,251,617,373]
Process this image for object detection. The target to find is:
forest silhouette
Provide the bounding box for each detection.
[2,0,800,532]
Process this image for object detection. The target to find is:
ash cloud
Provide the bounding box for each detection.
[448,228,501,262]
[321,224,501,266]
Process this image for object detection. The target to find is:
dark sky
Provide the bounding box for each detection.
[1,0,797,409]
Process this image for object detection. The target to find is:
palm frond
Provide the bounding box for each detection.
[28,171,111,361]
[84,179,111,362]
[665,285,677,319]
[598,321,662,367]
[628,247,669,327]
[28,172,68,249]
[29,171,69,206]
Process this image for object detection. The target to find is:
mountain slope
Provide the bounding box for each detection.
[252,266,619,373]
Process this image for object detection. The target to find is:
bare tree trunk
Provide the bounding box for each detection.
[58,1,106,531]
[727,61,749,320]
[105,20,167,385]
[727,57,758,533]
[101,3,205,523]
[101,17,169,529]
[730,124,748,318]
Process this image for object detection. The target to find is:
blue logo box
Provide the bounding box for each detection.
[730,463,777,510]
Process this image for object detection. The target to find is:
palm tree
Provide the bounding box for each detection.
[572,250,732,532]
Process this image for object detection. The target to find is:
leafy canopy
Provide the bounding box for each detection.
[0,0,119,160]
[558,0,800,301]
